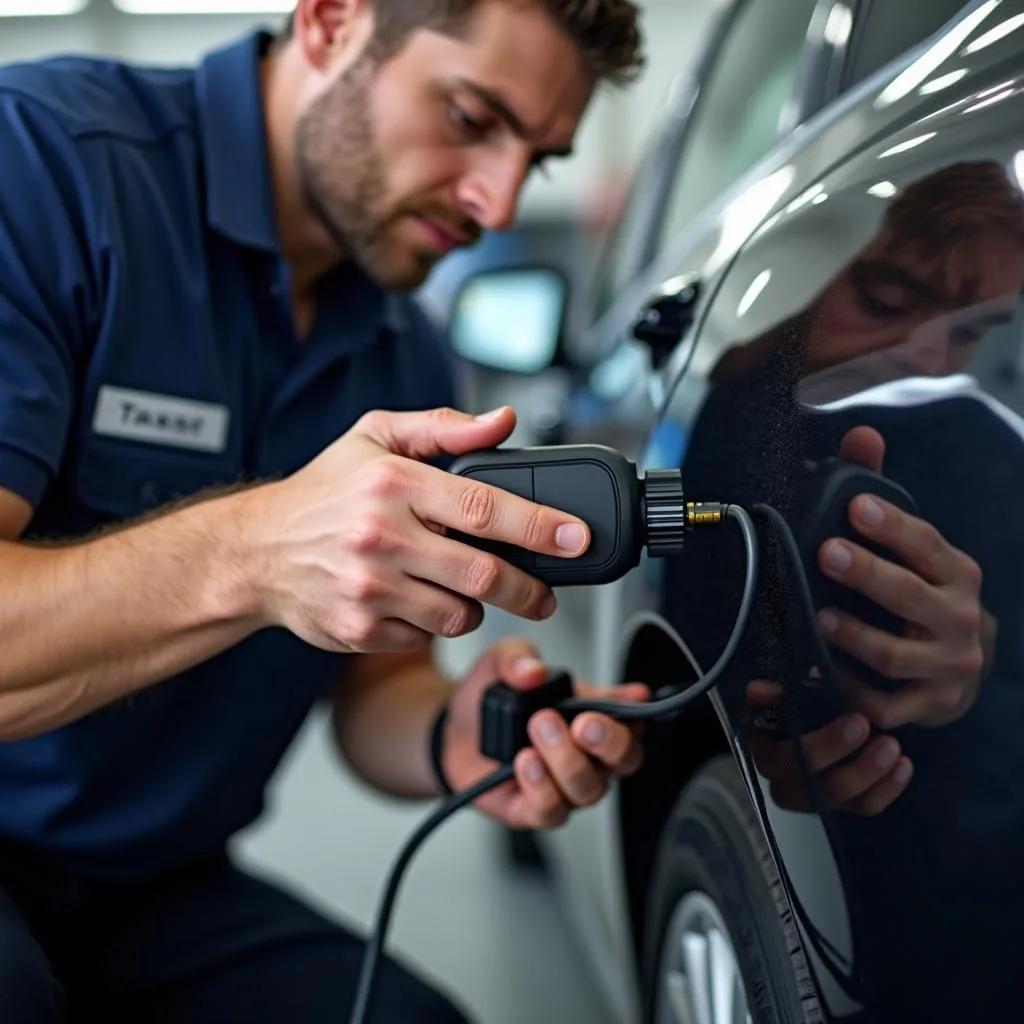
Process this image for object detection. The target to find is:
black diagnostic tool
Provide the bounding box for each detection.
[795,457,918,691]
[448,444,720,586]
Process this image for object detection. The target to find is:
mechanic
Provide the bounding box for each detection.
[0,2,650,1021]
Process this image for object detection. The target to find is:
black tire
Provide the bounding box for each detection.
[642,755,820,1024]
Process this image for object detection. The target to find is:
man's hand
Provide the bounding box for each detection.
[442,638,649,829]
[816,426,994,728]
[244,406,591,654]
[744,680,913,816]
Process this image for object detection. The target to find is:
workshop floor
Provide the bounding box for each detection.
[233,639,614,1024]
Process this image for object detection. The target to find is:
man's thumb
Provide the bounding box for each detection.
[354,406,516,461]
[839,425,885,472]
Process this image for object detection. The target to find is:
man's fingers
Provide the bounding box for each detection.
[573,681,651,704]
[493,642,547,691]
[817,606,942,682]
[842,494,967,588]
[847,677,965,730]
[746,680,783,706]
[746,710,869,780]
[760,739,912,816]
[817,537,952,635]
[410,466,591,559]
[354,406,517,461]
[407,526,557,620]
[336,617,435,654]
[838,426,885,471]
[799,713,871,772]
[574,681,651,746]
[512,749,570,829]
[528,710,609,807]
[847,758,914,815]
[377,577,484,640]
[570,712,645,777]
[820,735,903,804]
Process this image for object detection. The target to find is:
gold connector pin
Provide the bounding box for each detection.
[686,502,725,527]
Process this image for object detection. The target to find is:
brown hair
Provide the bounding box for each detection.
[880,160,1024,255]
[277,0,644,86]
[868,160,1024,306]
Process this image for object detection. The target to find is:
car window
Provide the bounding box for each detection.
[587,117,679,322]
[653,0,820,258]
[844,1,974,88]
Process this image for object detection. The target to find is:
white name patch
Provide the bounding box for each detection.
[92,386,230,453]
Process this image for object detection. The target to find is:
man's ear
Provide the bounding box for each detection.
[291,0,376,73]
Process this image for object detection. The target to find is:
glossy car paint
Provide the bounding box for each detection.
[454,1,1024,1020]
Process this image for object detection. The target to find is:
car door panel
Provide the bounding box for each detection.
[649,43,1024,1018]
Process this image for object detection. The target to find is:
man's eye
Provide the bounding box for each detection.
[860,291,904,317]
[531,157,553,180]
[449,104,487,137]
[853,278,913,319]
[850,264,919,319]
[950,325,983,347]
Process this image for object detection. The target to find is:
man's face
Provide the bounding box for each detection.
[293,1,594,291]
[805,229,1024,379]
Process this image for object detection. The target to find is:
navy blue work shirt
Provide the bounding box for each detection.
[0,30,456,881]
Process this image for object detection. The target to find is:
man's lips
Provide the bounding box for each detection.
[411,215,473,251]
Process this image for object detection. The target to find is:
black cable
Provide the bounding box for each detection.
[347,764,515,1024]
[559,504,760,720]
[752,502,835,673]
[750,503,869,1003]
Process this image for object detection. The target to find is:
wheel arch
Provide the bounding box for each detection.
[612,611,736,972]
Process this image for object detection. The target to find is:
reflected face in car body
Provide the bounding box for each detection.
[812,241,1022,370]
[797,163,1024,388]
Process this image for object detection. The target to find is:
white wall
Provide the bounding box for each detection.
[0,0,719,216]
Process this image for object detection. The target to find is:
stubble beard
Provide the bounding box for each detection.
[294,52,434,292]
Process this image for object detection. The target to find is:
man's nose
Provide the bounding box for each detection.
[455,151,530,232]
[905,329,951,376]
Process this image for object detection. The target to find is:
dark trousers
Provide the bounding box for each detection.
[0,841,472,1023]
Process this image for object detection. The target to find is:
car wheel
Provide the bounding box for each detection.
[643,755,820,1024]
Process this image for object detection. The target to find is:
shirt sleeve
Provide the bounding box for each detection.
[0,91,99,508]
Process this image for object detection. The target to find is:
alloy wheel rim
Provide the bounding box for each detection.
[655,890,753,1024]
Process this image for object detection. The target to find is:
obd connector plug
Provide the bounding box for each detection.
[480,670,578,765]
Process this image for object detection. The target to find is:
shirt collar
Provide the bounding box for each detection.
[314,265,411,340]
[195,30,280,253]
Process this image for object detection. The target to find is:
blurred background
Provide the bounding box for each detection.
[0,3,720,1021]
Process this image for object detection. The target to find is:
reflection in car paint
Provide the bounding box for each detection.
[666,156,1024,1022]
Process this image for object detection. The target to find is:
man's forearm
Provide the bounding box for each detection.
[332,650,454,799]
[0,490,265,740]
